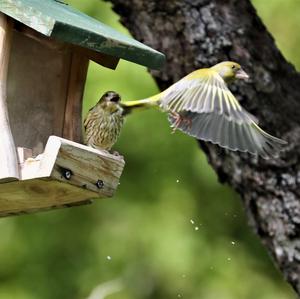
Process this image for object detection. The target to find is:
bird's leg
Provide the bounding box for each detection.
[170,112,181,133]
[169,111,192,133]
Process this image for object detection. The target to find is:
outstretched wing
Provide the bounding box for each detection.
[163,69,286,158]
[169,111,286,158]
[160,68,257,123]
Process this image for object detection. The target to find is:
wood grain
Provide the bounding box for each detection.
[17,147,33,163]
[0,13,19,182]
[0,178,96,217]
[74,45,119,70]
[0,136,125,217]
[7,30,70,155]
[40,136,125,195]
[16,25,120,69]
[62,51,89,143]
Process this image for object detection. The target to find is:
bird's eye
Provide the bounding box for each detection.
[231,65,236,69]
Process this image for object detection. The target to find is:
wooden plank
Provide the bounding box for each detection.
[20,153,42,181]
[16,135,124,195]
[17,147,33,163]
[15,23,65,51]
[0,199,93,218]
[53,141,124,196]
[7,30,71,155]
[0,179,96,217]
[0,0,165,70]
[9,25,117,148]
[40,136,125,196]
[62,51,89,143]
[0,136,125,217]
[0,13,19,182]
[16,25,120,70]
[74,46,119,70]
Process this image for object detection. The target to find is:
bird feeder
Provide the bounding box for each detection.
[0,0,165,216]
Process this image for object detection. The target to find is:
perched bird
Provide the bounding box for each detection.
[121,61,286,158]
[84,91,124,151]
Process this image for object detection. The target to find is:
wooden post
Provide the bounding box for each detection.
[63,51,89,143]
[0,13,19,182]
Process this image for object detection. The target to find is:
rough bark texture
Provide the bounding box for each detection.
[108,0,300,294]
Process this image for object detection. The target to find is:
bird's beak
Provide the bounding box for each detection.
[236,68,249,80]
[110,95,120,103]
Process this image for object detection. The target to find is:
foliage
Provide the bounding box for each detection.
[0,1,299,298]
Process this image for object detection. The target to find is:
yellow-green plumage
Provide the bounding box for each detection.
[121,61,286,158]
[84,91,124,151]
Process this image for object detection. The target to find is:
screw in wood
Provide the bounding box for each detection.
[61,168,72,180]
[96,179,104,189]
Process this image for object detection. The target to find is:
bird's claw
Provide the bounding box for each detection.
[170,111,192,133]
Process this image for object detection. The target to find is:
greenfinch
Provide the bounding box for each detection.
[84,91,124,151]
[121,61,286,158]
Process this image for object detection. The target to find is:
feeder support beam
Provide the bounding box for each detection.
[0,13,19,182]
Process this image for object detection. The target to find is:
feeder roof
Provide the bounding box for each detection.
[0,0,165,69]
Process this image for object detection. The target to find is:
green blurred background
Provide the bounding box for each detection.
[0,1,299,298]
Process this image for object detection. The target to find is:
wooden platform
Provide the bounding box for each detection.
[0,136,125,217]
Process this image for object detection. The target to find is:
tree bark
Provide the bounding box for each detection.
[108,0,300,294]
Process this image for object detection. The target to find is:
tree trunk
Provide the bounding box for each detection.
[108,0,300,294]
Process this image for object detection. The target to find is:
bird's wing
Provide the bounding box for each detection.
[169,111,286,158]
[163,69,286,158]
[160,69,258,123]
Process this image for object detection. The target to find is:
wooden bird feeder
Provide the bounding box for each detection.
[0,0,165,217]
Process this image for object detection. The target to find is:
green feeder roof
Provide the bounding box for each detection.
[0,0,165,69]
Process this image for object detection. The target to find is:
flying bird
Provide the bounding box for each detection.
[84,91,125,151]
[121,61,286,158]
